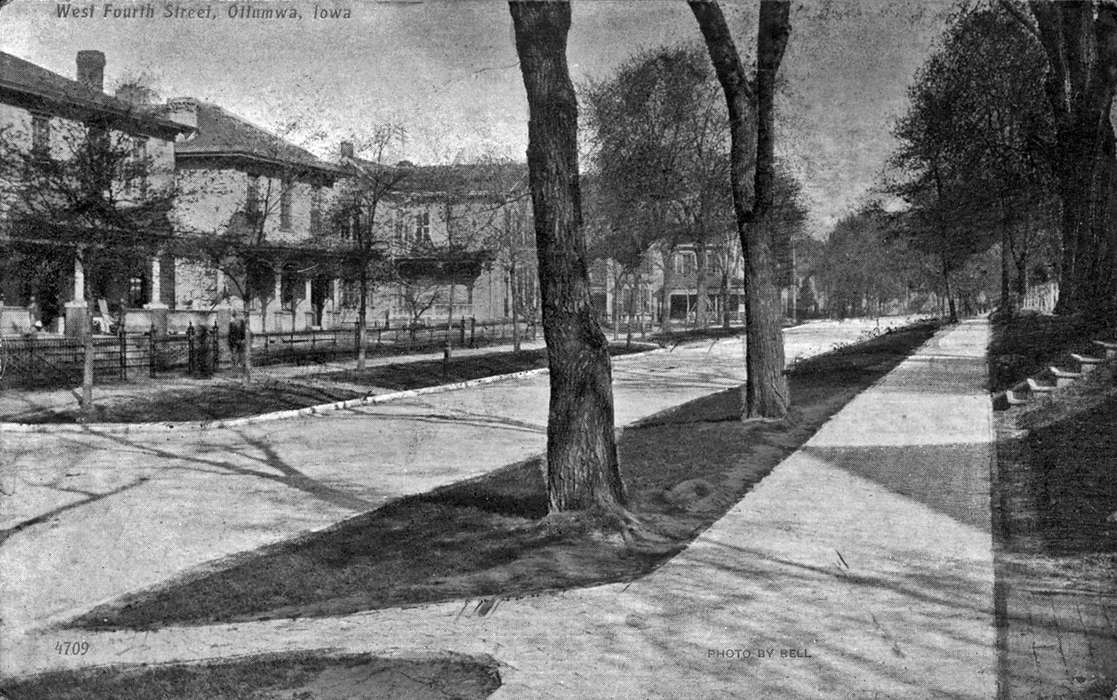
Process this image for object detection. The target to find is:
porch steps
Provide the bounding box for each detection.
[1070,353,1105,374]
[1049,366,1082,388]
[1093,340,1117,360]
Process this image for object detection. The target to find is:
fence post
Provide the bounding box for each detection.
[149,324,157,378]
[470,317,476,348]
[212,322,219,376]
[186,323,196,376]
[459,317,467,348]
[118,325,127,381]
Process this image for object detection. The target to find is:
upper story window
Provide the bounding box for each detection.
[279,177,293,230]
[415,210,430,243]
[310,185,322,234]
[674,251,696,276]
[125,137,148,197]
[246,174,260,216]
[31,114,50,158]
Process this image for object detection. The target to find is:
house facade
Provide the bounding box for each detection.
[0,49,191,335]
[0,49,538,338]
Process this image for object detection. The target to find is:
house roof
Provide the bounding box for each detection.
[342,158,528,199]
[0,51,190,137]
[170,101,339,175]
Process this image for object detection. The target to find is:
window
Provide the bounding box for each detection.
[31,114,50,157]
[310,185,322,234]
[340,279,360,308]
[125,137,148,197]
[280,177,293,230]
[127,275,145,307]
[394,212,406,243]
[674,251,696,275]
[281,272,300,309]
[415,210,430,243]
[246,174,260,216]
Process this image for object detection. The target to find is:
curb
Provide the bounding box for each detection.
[0,347,664,435]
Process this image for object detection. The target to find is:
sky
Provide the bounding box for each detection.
[0,0,952,237]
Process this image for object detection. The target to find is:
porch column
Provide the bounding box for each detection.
[274,269,283,331]
[303,276,313,329]
[215,268,228,307]
[143,256,168,335]
[144,257,167,309]
[64,252,88,338]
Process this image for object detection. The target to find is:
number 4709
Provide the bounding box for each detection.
[54,641,89,656]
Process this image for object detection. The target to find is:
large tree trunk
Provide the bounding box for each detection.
[511,0,626,512]
[1000,223,1015,316]
[690,0,791,420]
[1030,0,1117,314]
[942,254,958,323]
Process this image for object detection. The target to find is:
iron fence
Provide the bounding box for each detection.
[0,318,539,389]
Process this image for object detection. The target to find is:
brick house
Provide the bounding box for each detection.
[0,49,191,335]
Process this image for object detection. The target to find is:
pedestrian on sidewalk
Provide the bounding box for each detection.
[228,311,246,367]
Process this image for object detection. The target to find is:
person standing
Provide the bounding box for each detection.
[228,311,246,366]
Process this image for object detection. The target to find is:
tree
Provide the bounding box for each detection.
[492,195,537,351]
[328,125,411,370]
[510,0,626,512]
[582,45,733,332]
[889,2,1058,318]
[815,204,939,318]
[0,116,173,419]
[689,0,793,420]
[1011,0,1117,314]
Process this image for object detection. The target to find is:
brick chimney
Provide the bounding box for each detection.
[165,97,198,129]
[76,50,105,92]
[339,141,354,159]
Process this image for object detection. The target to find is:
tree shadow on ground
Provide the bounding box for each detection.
[992,365,1117,700]
[65,323,941,631]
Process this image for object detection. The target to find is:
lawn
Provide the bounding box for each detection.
[991,313,1117,698]
[987,310,1115,392]
[6,344,651,424]
[0,650,501,700]
[73,321,940,630]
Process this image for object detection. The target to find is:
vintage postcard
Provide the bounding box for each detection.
[0,1,1114,697]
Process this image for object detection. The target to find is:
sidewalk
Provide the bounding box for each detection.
[1,319,995,697]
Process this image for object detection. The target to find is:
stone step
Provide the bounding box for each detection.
[1070,353,1104,373]
[1093,340,1117,360]
[1004,389,1029,406]
[1026,377,1056,394]
[1049,366,1082,388]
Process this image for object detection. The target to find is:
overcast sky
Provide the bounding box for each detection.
[1,0,951,236]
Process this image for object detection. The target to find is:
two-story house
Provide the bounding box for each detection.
[332,150,535,327]
[161,97,346,333]
[0,50,191,336]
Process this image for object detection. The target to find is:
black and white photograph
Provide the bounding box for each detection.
[0,0,1114,697]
